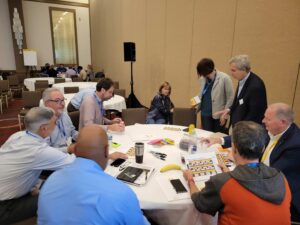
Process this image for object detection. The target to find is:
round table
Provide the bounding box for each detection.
[39,93,127,112]
[52,82,97,94]
[24,78,72,91]
[106,124,219,225]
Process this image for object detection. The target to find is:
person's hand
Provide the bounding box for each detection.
[112,117,123,124]
[170,108,174,113]
[109,152,128,160]
[183,170,194,182]
[108,122,125,132]
[214,109,230,126]
[67,143,76,154]
[218,160,230,172]
[200,137,222,146]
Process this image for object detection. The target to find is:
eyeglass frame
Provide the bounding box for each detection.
[47,98,66,104]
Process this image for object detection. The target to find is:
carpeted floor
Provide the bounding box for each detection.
[0,99,24,145]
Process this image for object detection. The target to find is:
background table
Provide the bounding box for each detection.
[39,93,126,112]
[106,124,218,225]
[52,82,97,94]
[24,78,72,91]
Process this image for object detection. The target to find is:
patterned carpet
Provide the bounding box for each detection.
[0,99,24,145]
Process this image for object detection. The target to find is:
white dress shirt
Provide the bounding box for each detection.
[237,72,251,97]
[0,131,75,200]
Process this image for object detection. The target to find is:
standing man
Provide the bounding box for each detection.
[216,55,267,127]
[184,121,291,225]
[38,125,149,225]
[79,78,125,131]
[0,107,75,224]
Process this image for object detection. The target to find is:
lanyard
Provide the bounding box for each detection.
[94,93,105,117]
[245,162,259,167]
[202,78,214,96]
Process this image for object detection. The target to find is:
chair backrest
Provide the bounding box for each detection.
[54,78,66,83]
[0,80,10,92]
[16,74,27,85]
[95,71,105,78]
[35,80,49,89]
[22,91,42,108]
[114,81,119,89]
[122,108,148,126]
[64,86,79,94]
[90,77,101,82]
[114,89,126,98]
[7,75,19,86]
[68,111,80,130]
[172,108,197,127]
[72,77,83,82]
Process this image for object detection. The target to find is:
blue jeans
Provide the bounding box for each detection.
[146,118,166,124]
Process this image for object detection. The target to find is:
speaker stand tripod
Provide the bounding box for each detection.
[126,61,142,108]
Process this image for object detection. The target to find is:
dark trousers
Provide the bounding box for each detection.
[0,194,38,225]
[67,102,78,112]
[201,115,228,134]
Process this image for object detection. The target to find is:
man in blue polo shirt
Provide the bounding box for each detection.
[38,125,149,225]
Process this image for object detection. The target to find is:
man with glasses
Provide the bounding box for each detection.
[0,107,75,224]
[43,88,127,160]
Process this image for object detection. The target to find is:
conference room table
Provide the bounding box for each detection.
[23,77,72,91]
[39,93,127,112]
[52,82,97,94]
[105,124,220,225]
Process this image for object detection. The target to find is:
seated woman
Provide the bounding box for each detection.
[146,82,174,124]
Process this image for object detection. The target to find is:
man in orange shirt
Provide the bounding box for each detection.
[184,121,291,225]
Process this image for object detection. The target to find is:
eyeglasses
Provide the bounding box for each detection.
[47,98,66,104]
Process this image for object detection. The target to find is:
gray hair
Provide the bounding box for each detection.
[232,121,267,160]
[274,104,294,124]
[229,55,251,72]
[24,107,55,133]
[42,88,62,103]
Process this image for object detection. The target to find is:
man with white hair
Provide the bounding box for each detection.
[216,55,267,127]
[0,107,75,224]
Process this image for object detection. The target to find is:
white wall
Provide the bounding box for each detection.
[0,0,16,70]
[22,1,91,68]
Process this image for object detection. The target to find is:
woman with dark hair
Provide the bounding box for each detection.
[146,82,174,124]
[196,58,234,133]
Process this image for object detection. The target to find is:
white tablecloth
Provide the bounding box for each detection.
[105,124,218,225]
[52,82,97,94]
[39,93,126,112]
[24,78,72,91]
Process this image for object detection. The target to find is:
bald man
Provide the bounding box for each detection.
[38,125,149,225]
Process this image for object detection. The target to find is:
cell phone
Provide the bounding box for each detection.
[182,127,189,132]
[170,179,188,194]
[110,158,126,167]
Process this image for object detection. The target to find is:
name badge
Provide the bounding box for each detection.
[239,99,244,105]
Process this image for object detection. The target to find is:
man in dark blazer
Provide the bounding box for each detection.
[261,103,300,223]
[216,55,267,127]
[204,103,300,223]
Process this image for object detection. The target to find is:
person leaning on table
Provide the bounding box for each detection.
[38,125,150,225]
[0,107,75,225]
[184,121,291,225]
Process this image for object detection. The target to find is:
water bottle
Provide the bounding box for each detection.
[188,124,197,154]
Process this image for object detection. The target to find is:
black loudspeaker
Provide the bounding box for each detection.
[124,42,136,62]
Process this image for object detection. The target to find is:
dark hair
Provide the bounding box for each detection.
[78,66,83,71]
[196,58,215,77]
[96,78,114,92]
[158,81,171,96]
[232,121,267,160]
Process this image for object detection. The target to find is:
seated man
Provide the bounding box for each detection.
[203,103,300,223]
[67,86,95,112]
[79,78,125,132]
[38,125,149,225]
[184,121,291,225]
[43,88,127,160]
[0,107,75,225]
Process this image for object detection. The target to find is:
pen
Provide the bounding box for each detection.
[145,170,149,181]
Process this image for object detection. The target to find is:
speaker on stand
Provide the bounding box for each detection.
[123,42,142,108]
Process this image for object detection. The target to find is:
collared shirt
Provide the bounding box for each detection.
[38,158,148,225]
[237,72,251,97]
[48,112,79,151]
[79,94,110,130]
[262,126,290,166]
[65,68,77,78]
[70,87,95,109]
[0,131,75,200]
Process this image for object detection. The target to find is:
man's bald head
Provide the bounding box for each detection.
[74,125,109,169]
[268,103,294,124]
